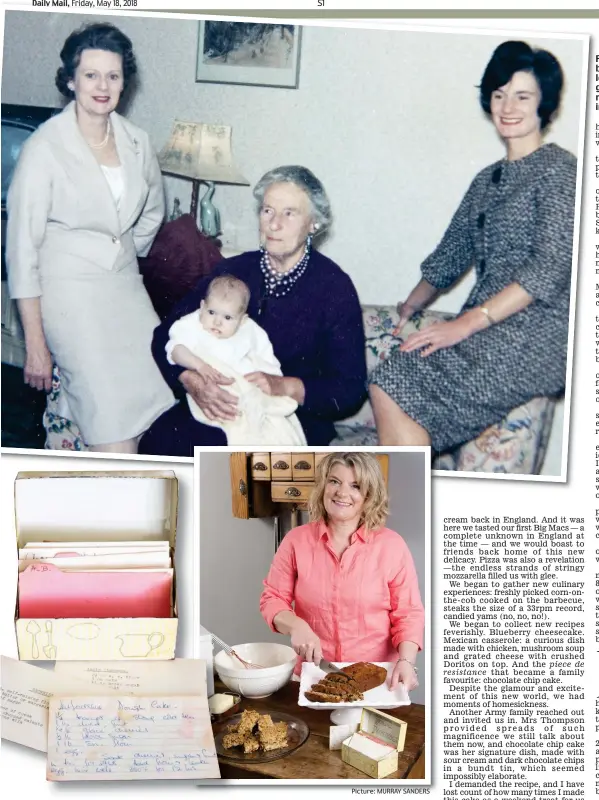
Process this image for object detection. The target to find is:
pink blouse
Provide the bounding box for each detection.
[259,521,424,669]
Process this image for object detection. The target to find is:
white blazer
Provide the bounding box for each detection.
[7,100,165,298]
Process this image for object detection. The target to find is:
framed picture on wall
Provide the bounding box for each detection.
[196,21,302,88]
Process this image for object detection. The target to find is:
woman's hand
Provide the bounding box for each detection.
[245,373,306,405]
[395,279,438,332]
[24,342,53,392]
[179,369,237,422]
[400,312,482,357]
[244,371,281,396]
[17,299,53,392]
[396,301,417,332]
[390,658,419,691]
[288,618,323,665]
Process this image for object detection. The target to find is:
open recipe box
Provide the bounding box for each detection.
[342,707,408,779]
[14,471,178,661]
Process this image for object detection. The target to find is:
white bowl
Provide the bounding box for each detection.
[214,642,297,698]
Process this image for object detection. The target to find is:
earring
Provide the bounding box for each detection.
[306,234,313,250]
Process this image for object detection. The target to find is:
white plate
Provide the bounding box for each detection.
[298,662,411,709]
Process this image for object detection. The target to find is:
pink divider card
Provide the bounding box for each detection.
[18,564,173,619]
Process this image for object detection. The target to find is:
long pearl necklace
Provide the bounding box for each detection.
[87,118,112,150]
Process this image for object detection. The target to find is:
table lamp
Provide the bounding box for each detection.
[158,120,249,237]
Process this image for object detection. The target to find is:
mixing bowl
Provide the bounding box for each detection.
[213,642,296,698]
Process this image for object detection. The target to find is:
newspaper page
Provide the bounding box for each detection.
[1,1,599,799]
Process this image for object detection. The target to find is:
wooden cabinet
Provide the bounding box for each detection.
[229,452,389,519]
[229,453,277,519]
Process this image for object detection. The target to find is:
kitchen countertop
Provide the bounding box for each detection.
[213,679,426,780]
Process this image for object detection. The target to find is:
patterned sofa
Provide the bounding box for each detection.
[44,304,556,475]
[331,306,556,475]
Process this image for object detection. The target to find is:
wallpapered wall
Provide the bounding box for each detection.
[1,10,584,308]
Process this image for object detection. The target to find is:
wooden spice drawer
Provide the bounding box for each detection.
[291,453,315,480]
[251,452,272,480]
[251,452,316,481]
[271,482,314,504]
[271,455,292,480]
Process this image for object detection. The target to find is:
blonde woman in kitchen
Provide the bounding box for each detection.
[259,452,424,690]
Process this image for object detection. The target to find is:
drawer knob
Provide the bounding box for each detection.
[239,479,247,496]
[285,487,302,497]
[254,462,268,471]
[273,460,289,470]
[294,460,311,470]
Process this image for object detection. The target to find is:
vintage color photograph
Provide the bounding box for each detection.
[0,10,587,478]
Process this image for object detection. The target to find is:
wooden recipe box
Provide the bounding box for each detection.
[230,452,389,519]
[14,471,178,661]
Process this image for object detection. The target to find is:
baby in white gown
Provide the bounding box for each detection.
[165,274,306,445]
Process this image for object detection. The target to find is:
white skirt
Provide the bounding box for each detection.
[40,259,174,445]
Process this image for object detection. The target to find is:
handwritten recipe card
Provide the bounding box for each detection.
[47,695,220,781]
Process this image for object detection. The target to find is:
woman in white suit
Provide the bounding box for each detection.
[6,23,174,453]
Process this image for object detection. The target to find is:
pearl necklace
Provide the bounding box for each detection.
[259,241,311,298]
[87,118,112,150]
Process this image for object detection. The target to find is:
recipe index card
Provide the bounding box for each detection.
[54,659,204,694]
[47,695,220,781]
[1,656,90,752]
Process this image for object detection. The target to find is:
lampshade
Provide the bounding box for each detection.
[158,120,249,186]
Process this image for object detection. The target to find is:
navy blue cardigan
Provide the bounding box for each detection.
[151,249,367,445]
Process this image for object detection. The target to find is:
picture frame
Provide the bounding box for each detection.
[196,21,302,89]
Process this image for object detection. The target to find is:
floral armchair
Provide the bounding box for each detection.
[331,305,556,475]
[44,304,557,474]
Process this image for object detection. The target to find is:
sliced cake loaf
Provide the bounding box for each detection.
[305,689,352,703]
[305,662,387,703]
[342,662,388,692]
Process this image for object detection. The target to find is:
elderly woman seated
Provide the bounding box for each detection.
[139,165,367,456]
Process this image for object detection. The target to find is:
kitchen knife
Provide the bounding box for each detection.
[318,659,351,679]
